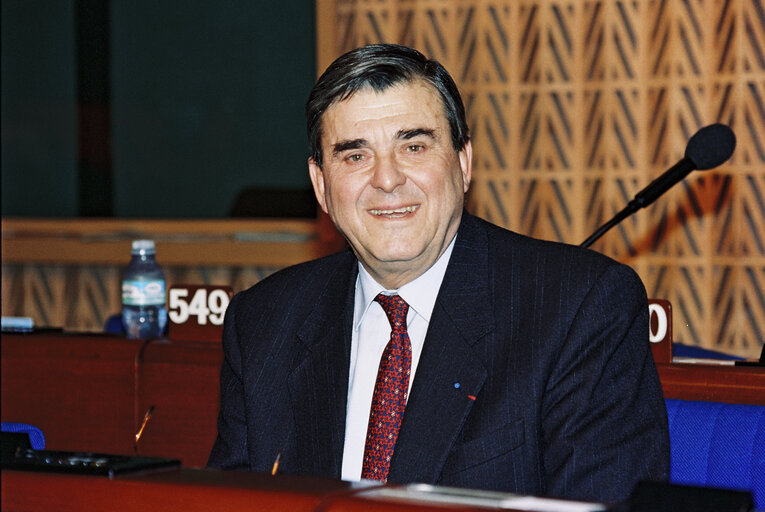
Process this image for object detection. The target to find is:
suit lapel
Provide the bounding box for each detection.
[288,253,357,478]
[388,213,494,484]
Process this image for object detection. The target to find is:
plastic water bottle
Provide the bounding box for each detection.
[121,240,167,339]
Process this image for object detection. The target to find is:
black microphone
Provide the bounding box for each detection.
[581,123,736,248]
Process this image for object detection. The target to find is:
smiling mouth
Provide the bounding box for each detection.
[369,205,419,217]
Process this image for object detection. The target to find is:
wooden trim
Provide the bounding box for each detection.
[656,362,765,406]
[1,218,329,267]
[1,217,317,236]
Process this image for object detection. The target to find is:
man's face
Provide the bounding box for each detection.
[309,81,472,289]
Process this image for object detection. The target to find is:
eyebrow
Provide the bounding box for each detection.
[396,128,437,140]
[330,128,438,158]
[332,138,367,158]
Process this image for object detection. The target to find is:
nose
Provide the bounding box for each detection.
[369,154,406,192]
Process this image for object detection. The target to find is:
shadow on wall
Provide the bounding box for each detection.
[229,188,318,218]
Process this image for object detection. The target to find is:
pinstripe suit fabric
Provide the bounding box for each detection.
[208,211,669,503]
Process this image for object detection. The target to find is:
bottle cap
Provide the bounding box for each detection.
[131,239,155,254]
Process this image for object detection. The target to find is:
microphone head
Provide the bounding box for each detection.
[685,123,736,170]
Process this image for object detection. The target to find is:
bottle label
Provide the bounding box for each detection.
[122,280,166,306]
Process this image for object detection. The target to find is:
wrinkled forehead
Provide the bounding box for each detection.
[325,79,446,126]
[323,82,446,139]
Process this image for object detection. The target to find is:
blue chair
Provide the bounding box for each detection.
[672,343,744,361]
[666,399,764,509]
[104,313,124,334]
[1,422,45,449]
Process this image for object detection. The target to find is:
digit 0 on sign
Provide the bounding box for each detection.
[647,298,673,364]
[168,285,233,342]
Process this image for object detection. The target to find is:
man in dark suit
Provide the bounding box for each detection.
[208,44,669,503]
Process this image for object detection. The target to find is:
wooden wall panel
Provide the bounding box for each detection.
[0,219,322,333]
[317,0,765,358]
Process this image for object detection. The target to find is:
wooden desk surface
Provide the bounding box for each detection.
[1,468,354,512]
[0,468,600,512]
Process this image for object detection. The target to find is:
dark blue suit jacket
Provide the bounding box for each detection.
[208,212,669,503]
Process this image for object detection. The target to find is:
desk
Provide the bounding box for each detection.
[2,332,764,467]
[1,468,354,512]
[1,468,597,512]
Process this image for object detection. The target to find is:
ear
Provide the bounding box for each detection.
[458,140,473,193]
[308,157,329,214]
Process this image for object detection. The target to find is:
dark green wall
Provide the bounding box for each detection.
[1,0,79,217]
[1,1,316,218]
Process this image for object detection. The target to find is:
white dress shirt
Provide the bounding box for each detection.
[340,237,456,481]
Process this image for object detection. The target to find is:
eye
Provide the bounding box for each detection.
[346,153,364,162]
[406,144,425,153]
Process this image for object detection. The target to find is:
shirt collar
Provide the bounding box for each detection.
[353,235,457,330]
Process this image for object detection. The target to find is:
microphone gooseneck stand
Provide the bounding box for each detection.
[580,123,736,248]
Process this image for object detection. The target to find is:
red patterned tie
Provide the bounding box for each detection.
[361,293,412,481]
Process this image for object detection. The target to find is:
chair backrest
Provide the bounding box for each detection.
[665,399,764,509]
[1,422,45,449]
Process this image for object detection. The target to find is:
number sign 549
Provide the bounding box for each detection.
[169,287,230,326]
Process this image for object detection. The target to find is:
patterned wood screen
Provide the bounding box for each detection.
[318,0,765,358]
[1,264,280,331]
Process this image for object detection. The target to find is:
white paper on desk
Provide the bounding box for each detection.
[1,316,34,332]
[499,495,607,511]
[672,357,735,366]
[358,483,606,511]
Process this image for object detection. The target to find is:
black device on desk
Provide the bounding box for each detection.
[735,343,765,367]
[1,432,180,478]
[622,481,754,512]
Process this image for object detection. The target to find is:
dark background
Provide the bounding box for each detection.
[1,0,316,218]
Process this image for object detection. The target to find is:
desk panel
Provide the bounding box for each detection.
[2,332,763,467]
[1,332,143,454]
[136,340,223,466]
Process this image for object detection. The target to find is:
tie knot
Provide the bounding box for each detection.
[374,293,409,332]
